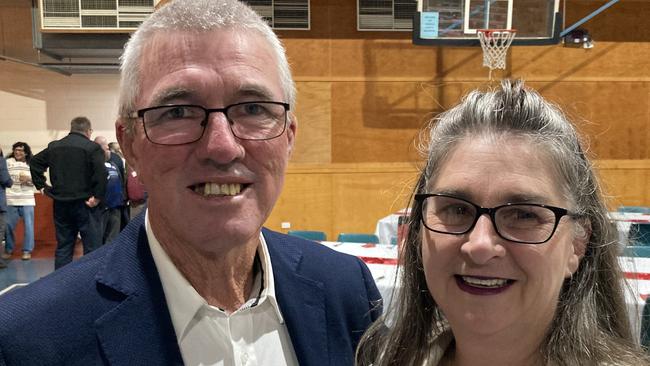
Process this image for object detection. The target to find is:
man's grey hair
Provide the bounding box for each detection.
[70,116,92,134]
[118,0,295,122]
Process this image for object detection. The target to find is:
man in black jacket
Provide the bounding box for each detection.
[30,116,107,269]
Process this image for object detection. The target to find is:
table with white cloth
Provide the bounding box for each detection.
[609,212,650,246]
[374,209,410,245]
[319,242,400,307]
[322,241,650,341]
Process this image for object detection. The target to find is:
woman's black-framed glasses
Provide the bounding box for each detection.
[414,193,574,244]
[129,101,290,146]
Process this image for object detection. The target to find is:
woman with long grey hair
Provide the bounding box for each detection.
[357,79,649,365]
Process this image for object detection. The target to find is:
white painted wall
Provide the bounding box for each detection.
[0,61,121,155]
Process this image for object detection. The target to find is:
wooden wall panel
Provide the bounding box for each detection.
[330,81,483,162]
[597,160,650,209]
[292,82,332,163]
[329,167,416,237]
[266,163,419,241]
[511,43,650,81]
[267,170,335,238]
[328,39,442,80]
[285,39,331,79]
[533,81,650,160]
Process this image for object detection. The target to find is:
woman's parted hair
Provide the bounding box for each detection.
[356,79,647,365]
[118,0,295,125]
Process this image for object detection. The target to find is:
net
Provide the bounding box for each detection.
[477,29,517,72]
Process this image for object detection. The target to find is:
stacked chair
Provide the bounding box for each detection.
[287,230,327,242]
[336,233,380,244]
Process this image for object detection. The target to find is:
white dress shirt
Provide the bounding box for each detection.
[146,211,298,366]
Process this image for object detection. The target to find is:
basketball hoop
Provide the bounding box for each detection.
[477,29,516,78]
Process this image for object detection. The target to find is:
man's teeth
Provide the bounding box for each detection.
[461,276,509,288]
[195,183,242,196]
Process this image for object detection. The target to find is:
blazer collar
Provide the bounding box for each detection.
[94,214,183,365]
[263,228,329,366]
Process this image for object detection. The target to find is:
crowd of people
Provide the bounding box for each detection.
[0,0,648,364]
[0,121,147,269]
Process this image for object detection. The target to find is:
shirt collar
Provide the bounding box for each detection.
[145,209,285,341]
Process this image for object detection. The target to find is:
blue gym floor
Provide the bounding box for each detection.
[0,258,54,293]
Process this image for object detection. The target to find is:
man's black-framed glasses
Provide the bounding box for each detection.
[129,101,290,146]
[414,193,573,244]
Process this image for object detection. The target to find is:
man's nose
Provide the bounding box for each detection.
[195,113,245,164]
[459,214,506,265]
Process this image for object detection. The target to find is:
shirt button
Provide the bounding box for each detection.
[241,352,249,365]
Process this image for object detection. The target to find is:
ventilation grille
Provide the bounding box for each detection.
[41,0,155,30]
[40,0,309,31]
[243,0,310,29]
[358,0,417,30]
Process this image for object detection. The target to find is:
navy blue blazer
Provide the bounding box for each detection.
[0,214,382,365]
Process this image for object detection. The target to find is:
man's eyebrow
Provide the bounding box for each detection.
[235,85,278,101]
[148,85,284,106]
[151,88,195,106]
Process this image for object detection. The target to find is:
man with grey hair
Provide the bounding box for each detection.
[0,1,381,365]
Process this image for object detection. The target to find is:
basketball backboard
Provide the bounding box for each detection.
[413,0,561,46]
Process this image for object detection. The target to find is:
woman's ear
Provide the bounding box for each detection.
[566,219,591,277]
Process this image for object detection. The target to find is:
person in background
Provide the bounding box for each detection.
[3,142,37,261]
[105,141,125,192]
[108,142,123,159]
[29,116,107,269]
[0,1,382,364]
[94,136,125,245]
[107,141,129,228]
[0,148,13,269]
[357,79,650,365]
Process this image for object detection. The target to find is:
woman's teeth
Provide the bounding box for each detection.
[461,276,509,288]
[194,183,242,196]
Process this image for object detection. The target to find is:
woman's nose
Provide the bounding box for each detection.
[460,214,506,264]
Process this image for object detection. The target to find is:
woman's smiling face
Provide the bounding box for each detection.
[421,135,583,343]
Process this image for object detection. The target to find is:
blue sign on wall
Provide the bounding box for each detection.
[420,12,439,39]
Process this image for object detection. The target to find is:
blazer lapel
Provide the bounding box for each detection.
[265,229,329,365]
[93,218,183,365]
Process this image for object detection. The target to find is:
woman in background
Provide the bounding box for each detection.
[3,142,36,260]
[357,79,649,365]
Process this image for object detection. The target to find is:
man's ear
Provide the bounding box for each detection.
[116,118,138,171]
[566,219,591,277]
[285,112,297,158]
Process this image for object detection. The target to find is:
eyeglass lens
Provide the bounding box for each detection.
[142,102,287,145]
[422,195,560,243]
